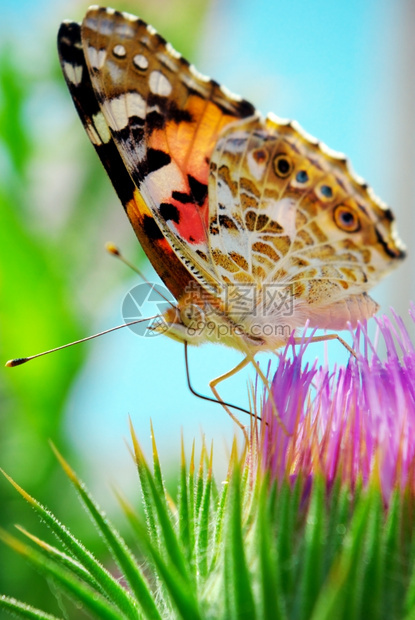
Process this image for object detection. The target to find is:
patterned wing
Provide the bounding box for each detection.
[58,20,197,300]
[208,114,406,329]
[75,6,257,298]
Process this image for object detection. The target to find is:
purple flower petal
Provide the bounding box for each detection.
[257,309,415,501]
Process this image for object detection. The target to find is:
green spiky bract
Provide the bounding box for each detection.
[1,426,415,620]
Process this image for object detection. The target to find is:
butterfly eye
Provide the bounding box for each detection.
[273,154,293,178]
[180,303,205,327]
[334,205,360,232]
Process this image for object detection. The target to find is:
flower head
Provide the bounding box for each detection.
[258,305,415,499]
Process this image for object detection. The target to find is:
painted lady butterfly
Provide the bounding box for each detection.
[57,6,405,405]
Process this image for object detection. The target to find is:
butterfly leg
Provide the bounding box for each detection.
[209,356,252,439]
[292,333,357,358]
[183,342,254,424]
[242,352,290,436]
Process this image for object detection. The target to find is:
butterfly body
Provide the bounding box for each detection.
[58,6,406,356]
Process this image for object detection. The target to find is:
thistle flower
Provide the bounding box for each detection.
[260,304,415,500]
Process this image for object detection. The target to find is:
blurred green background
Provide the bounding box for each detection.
[0,0,413,614]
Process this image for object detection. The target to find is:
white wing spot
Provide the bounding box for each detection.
[157,52,178,72]
[133,54,149,70]
[149,70,172,97]
[87,46,106,70]
[146,24,157,35]
[121,10,139,23]
[63,62,83,86]
[189,64,210,82]
[93,112,111,143]
[113,44,126,58]
[107,60,124,83]
[126,91,147,119]
[103,92,147,130]
[95,18,115,37]
[319,141,346,160]
[140,35,152,48]
[219,83,242,101]
[290,119,319,145]
[180,72,207,95]
[103,96,128,130]
[85,123,102,146]
[166,42,181,59]
[116,22,137,38]
[84,16,99,30]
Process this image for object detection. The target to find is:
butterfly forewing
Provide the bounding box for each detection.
[79,6,257,299]
[58,19,198,300]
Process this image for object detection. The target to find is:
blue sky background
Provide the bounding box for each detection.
[1,0,411,496]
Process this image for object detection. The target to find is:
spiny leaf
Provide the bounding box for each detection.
[1,468,137,619]
[257,475,286,620]
[129,426,193,587]
[209,479,229,574]
[196,443,213,581]
[119,497,203,620]
[385,490,403,617]
[297,474,325,620]
[51,444,160,620]
[178,434,191,555]
[310,486,371,620]
[129,420,160,548]
[0,596,61,620]
[150,420,166,499]
[0,529,123,620]
[195,441,207,517]
[225,462,256,619]
[275,479,297,608]
[15,525,99,594]
[360,487,383,619]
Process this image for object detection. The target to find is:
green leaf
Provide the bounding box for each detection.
[209,478,229,574]
[121,501,203,620]
[129,422,160,548]
[257,476,286,620]
[178,436,191,557]
[383,489,402,618]
[130,428,193,586]
[0,529,123,620]
[196,444,213,581]
[225,462,256,620]
[1,469,138,619]
[297,474,325,620]
[51,447,160,620]
[360,487,383,620]
[275,478,297,610]
[0,596,61,620]
[310,487,371,620]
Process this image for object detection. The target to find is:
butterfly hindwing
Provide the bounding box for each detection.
[206,114,405,328]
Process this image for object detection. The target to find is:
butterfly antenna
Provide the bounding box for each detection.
[5,316,161,367]
[106,243,175,308]
[183,341,261,421]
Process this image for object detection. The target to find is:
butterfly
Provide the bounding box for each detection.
[57,6,405,416]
